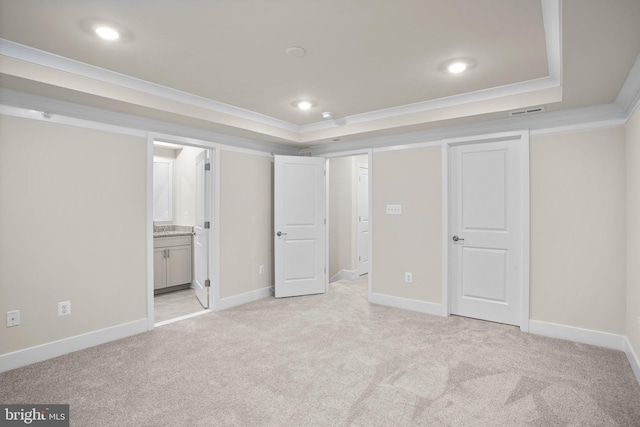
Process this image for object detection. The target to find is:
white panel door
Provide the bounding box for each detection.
[194,150,210,309]
[357,164,369,276]
[449,139,523,326]
[274,155,326,298]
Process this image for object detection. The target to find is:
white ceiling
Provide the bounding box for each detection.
[1,0,639,148]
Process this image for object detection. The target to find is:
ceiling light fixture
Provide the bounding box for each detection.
[286,47,306,57]
[297,101,312,111]
[440,58,477,75]
[94,25,120,41]
[447,62,467,74]
[322,112,333,119]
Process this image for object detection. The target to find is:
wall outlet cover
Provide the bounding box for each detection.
[6,310,20,327]
[58,301,71,317]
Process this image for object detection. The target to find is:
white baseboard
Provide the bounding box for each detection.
[369,292,444,317]
[329,269,358,283]
[217,287,271,311]
[625,337,640,385]
[528,320,626,351]
[0,318,148,374]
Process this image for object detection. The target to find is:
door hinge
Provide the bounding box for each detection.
[204,163,211,171]
[204,221,210,229]
[205,279,211,288]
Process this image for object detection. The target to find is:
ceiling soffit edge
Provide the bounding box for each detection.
[616,53,640,116]
[0,0,561,141]
[302,101,627,156]
[301,0,563,134]
[0,87,299,155]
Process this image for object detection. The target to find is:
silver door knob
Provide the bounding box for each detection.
[277,231,287,237]
[452,235,464,242]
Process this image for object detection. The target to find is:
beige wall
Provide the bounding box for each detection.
[0,116,147,355]
[530,127,627,334]
[372,146,442,303]
[626,108,640,356]
[220,151,272,299]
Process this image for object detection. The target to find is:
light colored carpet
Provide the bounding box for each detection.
[154,288,205,323]
[1,277,639,426]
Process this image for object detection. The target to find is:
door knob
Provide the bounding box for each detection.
[277,231,287,237]
[452,235,464,242]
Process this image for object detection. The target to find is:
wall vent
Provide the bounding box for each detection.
[508,106,545,117]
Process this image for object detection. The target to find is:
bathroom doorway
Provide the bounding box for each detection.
[151,138,214,326]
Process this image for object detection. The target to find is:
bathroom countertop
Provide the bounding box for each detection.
[153,225,195,238]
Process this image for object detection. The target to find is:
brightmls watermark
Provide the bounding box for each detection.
[1,405,69,426]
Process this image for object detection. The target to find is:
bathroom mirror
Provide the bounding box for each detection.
[153,158,173,222]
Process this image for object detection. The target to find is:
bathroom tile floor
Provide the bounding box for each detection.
[154,288,205,323]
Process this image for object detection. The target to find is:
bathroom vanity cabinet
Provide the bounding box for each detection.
[153,235,192,292]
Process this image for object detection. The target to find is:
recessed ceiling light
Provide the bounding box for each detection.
[322,112,333,119]
[439,58,477,75]
[286,47,306,57]
[94,26,120,41]
[447,62,467,74]
[297,101,312,111]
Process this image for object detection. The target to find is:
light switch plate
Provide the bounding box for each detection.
[386,204,402,215]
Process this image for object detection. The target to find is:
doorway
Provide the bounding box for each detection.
[149,137,214,326]
[327,154,370,283]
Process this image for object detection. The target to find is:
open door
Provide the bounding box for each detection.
[274,155,326,298]
[357,164,369,276]
[194,150,210,308]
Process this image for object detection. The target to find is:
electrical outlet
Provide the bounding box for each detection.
[6,310,20,327]
[405,272,413,283]
[259,265,265,275]
[58,301,71,317]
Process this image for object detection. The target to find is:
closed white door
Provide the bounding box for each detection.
[274,155,326,298]
[193,150,210,309]
[449,139,523,326]
[357,164,369,276]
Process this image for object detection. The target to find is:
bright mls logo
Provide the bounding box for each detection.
[1,405,69,426]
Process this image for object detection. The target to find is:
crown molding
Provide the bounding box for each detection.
[304,102,626,156]
[0,88,298,155]
[0,38,299,134]
[616,53,640,117]
[299,0,562,135]
[0,0,561,143]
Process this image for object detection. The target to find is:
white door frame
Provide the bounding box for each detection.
[145,132,221,330]
[441,131,530,332]
[322,149,373,300]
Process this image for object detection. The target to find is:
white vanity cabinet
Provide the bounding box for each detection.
[153,235,192,292]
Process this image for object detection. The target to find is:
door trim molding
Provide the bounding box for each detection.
[441,130,530,331]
